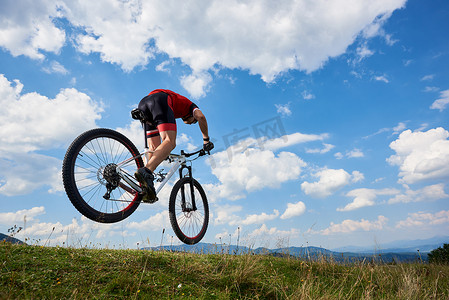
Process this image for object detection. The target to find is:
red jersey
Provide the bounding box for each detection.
[149,89,195,119]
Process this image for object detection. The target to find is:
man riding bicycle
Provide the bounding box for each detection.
[132,89,214,203]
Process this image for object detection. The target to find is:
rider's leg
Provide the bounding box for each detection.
[145,130,176,172]
[134,131,172,203]
[145,135,161,164]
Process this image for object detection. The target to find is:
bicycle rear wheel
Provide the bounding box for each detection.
[169,177,209,245]
[62,128,143,223]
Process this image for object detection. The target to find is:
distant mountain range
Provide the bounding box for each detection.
[141,243,426,263]
[331,236,449,253]
[141,236,449,263]
[2,232,446,263]
[0,233,25,245]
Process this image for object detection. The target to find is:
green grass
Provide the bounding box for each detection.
[1,242,448,299]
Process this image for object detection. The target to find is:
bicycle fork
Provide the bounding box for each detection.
[179,165,197,212]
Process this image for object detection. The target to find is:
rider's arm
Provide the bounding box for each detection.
[193,109,209,144]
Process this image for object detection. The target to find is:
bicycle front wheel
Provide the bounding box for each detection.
[62,128,143,223]
[169,177,209,245]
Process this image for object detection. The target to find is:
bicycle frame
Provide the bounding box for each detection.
[115,149,187,195]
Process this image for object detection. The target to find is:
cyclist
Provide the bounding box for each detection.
[133,89,214,202]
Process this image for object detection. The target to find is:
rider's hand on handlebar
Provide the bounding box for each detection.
[203,141,214,152]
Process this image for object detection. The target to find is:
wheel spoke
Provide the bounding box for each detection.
[169,178,209,244]
[63,129,143,223]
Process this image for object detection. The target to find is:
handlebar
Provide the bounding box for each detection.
[181,148,210,158]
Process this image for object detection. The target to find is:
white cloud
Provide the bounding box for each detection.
[347,148,364,158]
[275,103,292,117]
[0,153,63,196]
[301,168,362,198]
[42,61,69,75]
[302,90,315,100]
[363,122,407,139]
[180,72,212,99]
[393,122,407,134]
[351,171,365,183]
[334,148,364,159]
[263,132,329,152]
[240,210,280,225]
[115,120,146,151]
[127,212,169,231]
[334,152,344,159]
[281,201,306,219]
[207,131,324,201]
[249,224,299,239]
[0,74,103,153]
[388,183,449,204]
[0,0,65,59]
[373,75,389,83]
[2,0,406,96]
[306,143,335,154]
[355,42,374,62]
[155,60,172,73]
[396,210,449,228]
[338,188,399,211]
[320,215,388,235]
[420,74,435,81]
[210,148,306,200]
[387,127,449,184]
[424,86,439,93]
[0,207,45,225]
[430,89,449,112]
[213,205,242,225]
[0,74,103,195]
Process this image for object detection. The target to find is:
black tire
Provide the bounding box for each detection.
[62,128,144,223]
[169,177,209,245]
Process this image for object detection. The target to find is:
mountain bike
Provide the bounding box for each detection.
[62,127,210,245]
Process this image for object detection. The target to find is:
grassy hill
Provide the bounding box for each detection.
[1,242,448,299]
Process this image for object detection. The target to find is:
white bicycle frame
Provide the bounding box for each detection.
[114,149,187,195]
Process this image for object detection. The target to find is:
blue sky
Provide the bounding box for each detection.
[1,0,448,250]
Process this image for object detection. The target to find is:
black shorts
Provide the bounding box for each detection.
[138,92,177,137]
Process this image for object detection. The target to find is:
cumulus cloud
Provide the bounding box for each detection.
[338,188,399,211]
[334,148,364,159]
[240,210,280,225]
[127,212,169,231]
[306,143,335,154]
[0,0,65,59]
[373,74,389,83]
[263,132,329,151]
[280,201,306,219]
[320,215,388,235]
[0,74,103,153]
[1,207,125,246]
[302,90,315,100]
[180,72,212,99]
[301,169,363,198]
[0,153,63,195]
[387,127,449,184]
[206,131,328,200]
[388,183,449,204]
[211,148,306,200]
[213,205,242,226]
[0,74,103,195]
[0,206,45,225]
[430,89,449,112]
[275,103,292,117]
[1,0,406,97]
[396,210,449,228]
[249,224,299,239]
[42,61,69,75]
